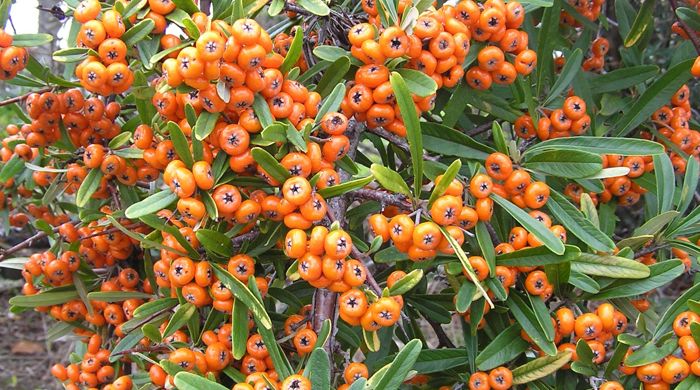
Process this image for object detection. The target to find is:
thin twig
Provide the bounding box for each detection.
[0,87,52,107]
[366,127,410,153]
[669,0,700,54]
[349,189,412,210]
[427,319,456,348]
[467,121,493,137]
[634,242,670,258]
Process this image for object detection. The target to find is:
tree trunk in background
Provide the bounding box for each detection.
[36,0,62,73]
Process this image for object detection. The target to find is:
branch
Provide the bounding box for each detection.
[634,242,670,258]
[283,2,313,16]
[351,247,382,296]
[427,319,456,348]
[349,189,412,210]
[199,0,211,15]
[366,126,410,153]
[231,229,260,248]
[0,87,52,107]
[467,121,493,137]
[669,0,700,54]
[0,230,48,261]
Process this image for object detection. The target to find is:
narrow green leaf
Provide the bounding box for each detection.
[512,350,572,385]
[492,194,565,255]
[427,159,461,207]
[570,253,650,279]
[544,49,583,105]
[624,0,655,47]
[124,190,178,219]
[546,190,616,252]
[370,164,411,197]
[76,169,103,208]
[251,147,290,183]
[390,72,423,198]
[613,59,693,136]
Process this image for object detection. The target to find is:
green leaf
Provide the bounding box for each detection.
[318,175,373,198]
[133,298,179,318]
[370,164,411,197]
[427,159,461,207]
[570,253,650,279]
[525,136,665,156]
[86,291,152,302]
[296,0,330,15]
[624,0,655,47]
[211,264,273,330]
[568,271,600,293]
[613,59,693,136]
[625,340,677,367]
[523,149,602,179]
[109,329,144,362]
[280,29,303,74]
[232,298,248,359]
[589,260,684,300]
[491,122,508,155]
[677,155,699,215]
[11,33,53,47]
[676,375,700,390]
[395,69,437,97]
[492,194,565,255]
[166,122,194,168]
[369,339,422,390]
[439,226,492,307]
[316,56,352,95]
[476,324,529,370]
[313,46,352,62]
[653,153,676,214]
[195,229,233,258]
[302,348,331,389]
[194,112,220,141]
[174,372,228,390]
[285,124,307,152]
[634,210,680,236]
[253,94,275,129]
[161,303,196,338]
[315,83,346,121]
[653,282,700,339]
[125,190,178,219]
[9,288,78,307]
[544,49,583,105]
[76,169,103,208]
[476,221,496,277]
[505,293,557,356]
[677,7,700,30]
[546,190,616,252]
[122,19,155,47]
[455,282,476,313]
[512,350,572,385]
[171,0,200,14]
[390,72,423,198]
[589,65,659,93]
[0,155,25,183]
[496,245,580,267]
[388,269,423,296]
[378,348,468,374]
[535,0,561,96]
[251,147,290,183]
[422,123,495,160]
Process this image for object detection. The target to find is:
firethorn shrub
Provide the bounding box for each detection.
[0,0,699,389]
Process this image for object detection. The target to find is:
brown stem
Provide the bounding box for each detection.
[312,121,363,358]
[199,0,211,15]
[231,229,260,248]
[351,247,383,296]
[669,0,700,54]
[349,189,412,210]
[634,242,670,258]
[467,121,493,137]
[0,87,52,107]
[0,230,48,261]
[366,126,410,153]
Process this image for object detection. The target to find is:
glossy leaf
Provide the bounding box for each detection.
[125,190,178,219]
[512,350,572,385]
[570,253,650,279]
[390,72,423,197]
[492,194,565,255]
[546,190,616,252]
